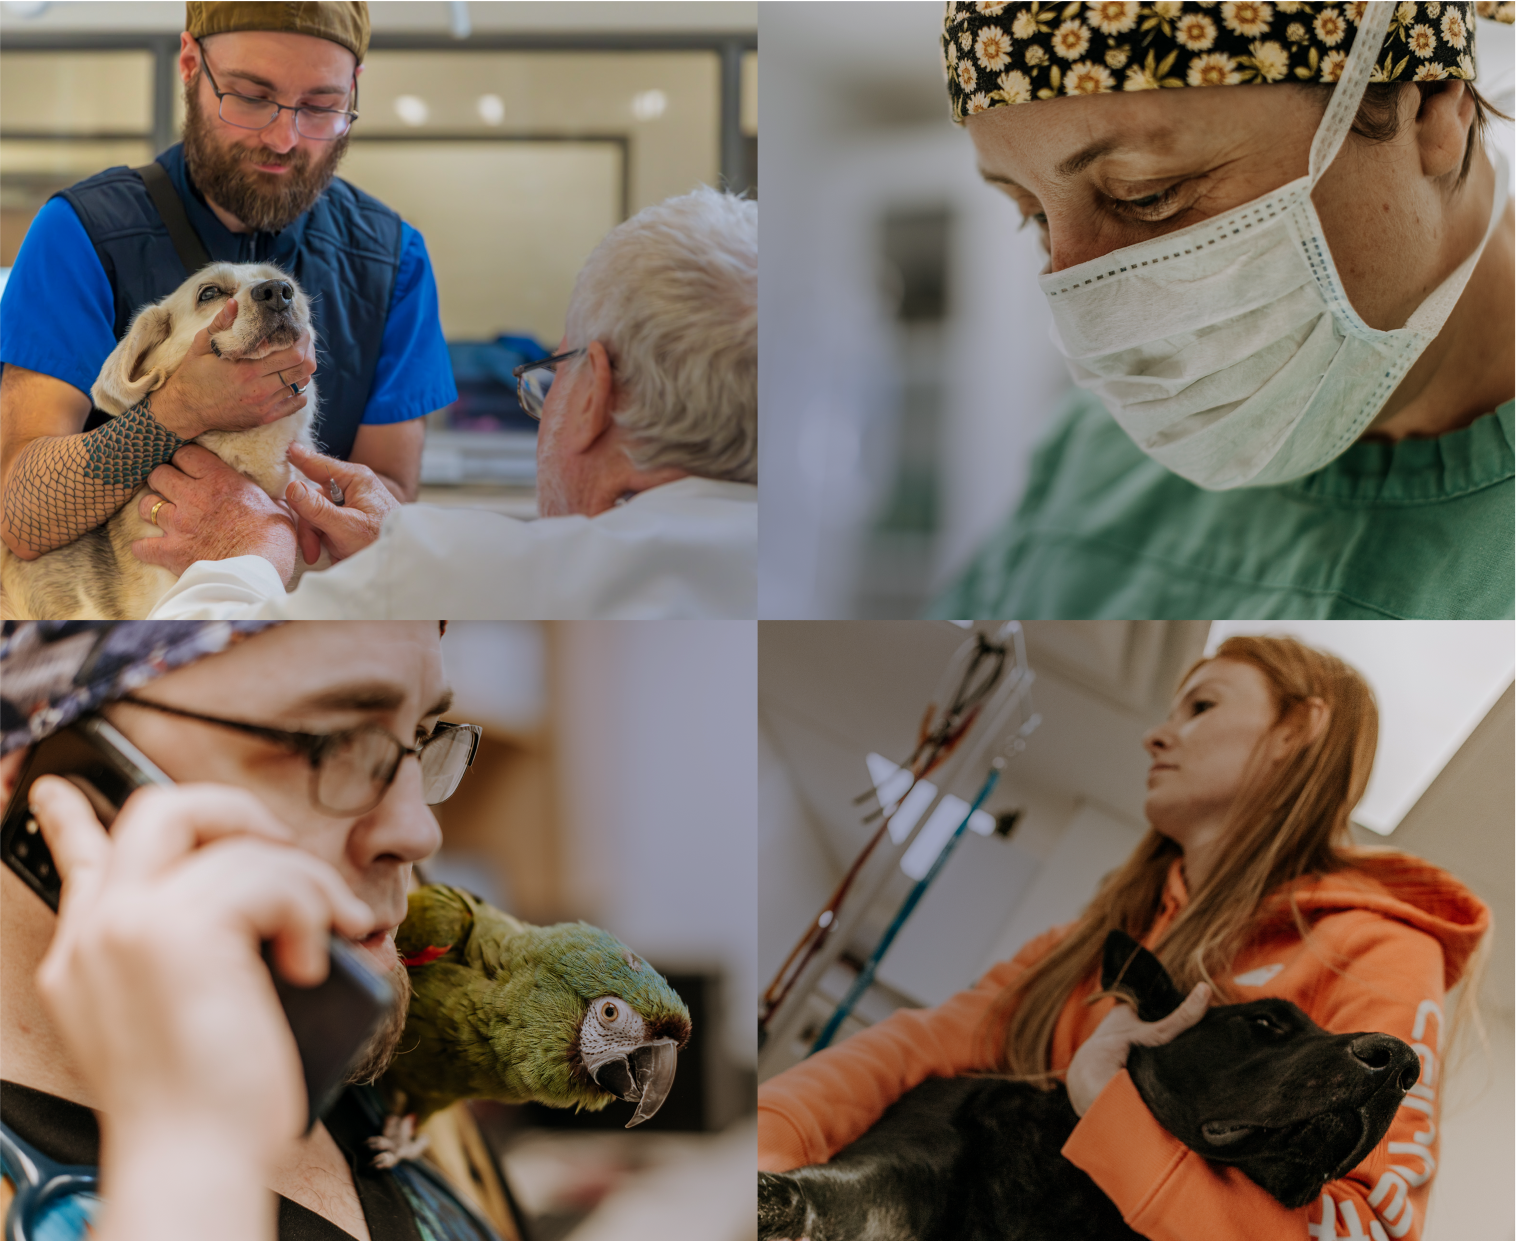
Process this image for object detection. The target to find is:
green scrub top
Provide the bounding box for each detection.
[930,388,1514,620]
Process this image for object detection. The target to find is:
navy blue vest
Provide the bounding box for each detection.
[57,144,403,460]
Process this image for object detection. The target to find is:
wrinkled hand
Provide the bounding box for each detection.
[28,775,374,1164]
[1066,982,1211,1116]
[132,443,297,582]
[152,299,317,440]
[284,442,401,565]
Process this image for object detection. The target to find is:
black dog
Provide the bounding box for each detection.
[758,931,1419,1241]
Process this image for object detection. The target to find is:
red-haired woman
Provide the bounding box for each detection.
[758,636,1489,1240]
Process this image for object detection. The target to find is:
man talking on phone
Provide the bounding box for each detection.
[0,621,506,1241]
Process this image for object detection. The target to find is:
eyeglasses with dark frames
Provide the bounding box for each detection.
[194,37,359,141]
[116,696,481,816]
[512,347,587,420]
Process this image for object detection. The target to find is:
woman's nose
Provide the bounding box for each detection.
[1143,723,1173,757]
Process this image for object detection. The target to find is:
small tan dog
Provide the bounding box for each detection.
[1,263,318,619]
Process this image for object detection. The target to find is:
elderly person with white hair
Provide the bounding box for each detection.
[134,187,758,618]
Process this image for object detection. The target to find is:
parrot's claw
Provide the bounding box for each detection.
[368,1113,431,1169]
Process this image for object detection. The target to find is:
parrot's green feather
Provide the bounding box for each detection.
[380,885,692,1123]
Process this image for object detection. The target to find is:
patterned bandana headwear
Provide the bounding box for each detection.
[0,622,283,756]
[943,2,1512,123]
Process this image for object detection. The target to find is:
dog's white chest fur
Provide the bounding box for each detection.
[0,261,325,621]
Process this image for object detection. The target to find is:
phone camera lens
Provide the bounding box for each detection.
[25,817,39,834]
[14,841,29,858]
[36,860,51,877]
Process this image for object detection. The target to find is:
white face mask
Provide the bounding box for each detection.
[1038,4,1509,491]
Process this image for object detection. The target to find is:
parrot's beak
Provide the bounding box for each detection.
[589,1040,679,1128]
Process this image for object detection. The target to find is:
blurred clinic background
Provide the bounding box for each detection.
[0,0,756,516]
[758,620,1514,1240]
[758,2,1516,618]
[425,621,756,1241]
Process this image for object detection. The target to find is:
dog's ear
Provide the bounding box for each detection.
[1100,930,1185,1022]
[91,304,174,414]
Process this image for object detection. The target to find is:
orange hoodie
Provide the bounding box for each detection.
[757,849,1488,1241]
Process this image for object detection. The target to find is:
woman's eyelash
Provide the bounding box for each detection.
[1192,699,1215,714]
[1111,186,1181,219]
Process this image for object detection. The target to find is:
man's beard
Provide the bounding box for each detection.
[182,75,348,233]
[345,955,413,1086]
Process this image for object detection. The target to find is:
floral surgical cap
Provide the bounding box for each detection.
[943,1,1513,123]
[0,621,282,755]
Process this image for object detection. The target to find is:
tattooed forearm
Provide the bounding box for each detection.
[2,397,187,557]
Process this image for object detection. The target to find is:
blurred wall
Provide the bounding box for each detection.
[0,2,758,35]
[759,2,1069,618]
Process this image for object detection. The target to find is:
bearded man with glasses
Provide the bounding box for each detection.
[0,2,451,572]
[0,621,507,1241]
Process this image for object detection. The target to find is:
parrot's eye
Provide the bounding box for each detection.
[599,1001,620,1024]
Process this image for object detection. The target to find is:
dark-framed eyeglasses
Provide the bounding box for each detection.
[2,1122,102,1241]
[117,696,481,816]
[512,347,586,420]
[195,36,359,141]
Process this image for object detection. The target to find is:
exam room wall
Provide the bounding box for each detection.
[758,1,1068,619]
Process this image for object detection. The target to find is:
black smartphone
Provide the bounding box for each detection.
[1,717,394,1131]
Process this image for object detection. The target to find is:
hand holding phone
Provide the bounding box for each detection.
[5,722,392,1138]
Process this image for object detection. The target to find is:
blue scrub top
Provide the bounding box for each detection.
[0,194,457,429]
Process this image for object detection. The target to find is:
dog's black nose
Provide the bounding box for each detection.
[249,279,293,309]
[1349,1033,1415,1086]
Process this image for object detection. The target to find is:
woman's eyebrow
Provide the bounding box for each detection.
[978,134,1152,190]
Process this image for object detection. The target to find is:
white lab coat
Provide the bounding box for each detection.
[147,476,757,619]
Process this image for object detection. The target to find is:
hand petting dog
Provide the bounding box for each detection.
[1066,980,1210,1116]
[151,299,318,441]
[283,443,401,565]
[132,444,300,584]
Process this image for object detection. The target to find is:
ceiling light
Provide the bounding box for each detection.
[394,95,430,127]
[631,89,667,121]
[900,795,994,880]
[476,94,505,125]
[866,752,937,843]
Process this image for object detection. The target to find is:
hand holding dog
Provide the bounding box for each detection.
[1066,981,1210,1116]
[284,442,401,565]
[132,444,299,583]
[27,774,374,1240]
[151,298,317,441]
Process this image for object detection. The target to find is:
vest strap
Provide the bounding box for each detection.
[133,163,211,275]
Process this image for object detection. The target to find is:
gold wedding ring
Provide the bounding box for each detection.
[149,498,166,527]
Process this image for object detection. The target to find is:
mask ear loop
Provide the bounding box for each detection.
[1307,3,1396,190]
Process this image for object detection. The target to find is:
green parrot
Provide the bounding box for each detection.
[370,884,691,1166]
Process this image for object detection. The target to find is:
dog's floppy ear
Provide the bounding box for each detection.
[91,304,174,415]
[1100,930,1185,1022]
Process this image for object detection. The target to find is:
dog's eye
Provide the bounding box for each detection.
[1252,1016,1283,1035]
[197,286,222,303]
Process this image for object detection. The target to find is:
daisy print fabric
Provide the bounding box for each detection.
[942,1,1509,122]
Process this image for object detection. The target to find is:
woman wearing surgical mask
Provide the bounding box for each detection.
[928,2,1513,620]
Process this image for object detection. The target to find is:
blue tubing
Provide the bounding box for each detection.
[809,766,1001,1055]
